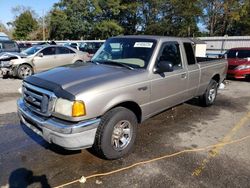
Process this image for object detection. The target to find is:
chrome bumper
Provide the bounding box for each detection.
[17,98,100,150]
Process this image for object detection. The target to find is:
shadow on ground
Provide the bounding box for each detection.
[8,168,51,188]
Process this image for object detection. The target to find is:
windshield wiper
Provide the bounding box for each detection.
[100,60,134,70]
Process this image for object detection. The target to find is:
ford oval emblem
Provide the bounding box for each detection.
[26,96,36,103]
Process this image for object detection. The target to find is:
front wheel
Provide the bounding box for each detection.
[74,60,83,65]
[17,64,33,79]
[92,107,138,160]
[199,79,218,107]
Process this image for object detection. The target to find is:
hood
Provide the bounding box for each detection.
[25,63,146,99]
[228,58,250,65]
[0,52,27,60]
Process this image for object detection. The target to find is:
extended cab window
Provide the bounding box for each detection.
[41,47,56,56]
[159,42,182,70]
[184,43,196,65]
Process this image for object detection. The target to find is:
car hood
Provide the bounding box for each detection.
[25,63,146,100]
[0,52,27,60]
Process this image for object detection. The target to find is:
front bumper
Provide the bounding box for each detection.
[227,69,250,79]
[0,67,12,76]
[17,98,100,150]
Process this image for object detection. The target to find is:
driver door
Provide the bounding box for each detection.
[149,41,189,115]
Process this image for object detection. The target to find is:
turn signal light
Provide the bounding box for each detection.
[72,101,86,117]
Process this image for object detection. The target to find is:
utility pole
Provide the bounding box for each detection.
[42,9,45,41]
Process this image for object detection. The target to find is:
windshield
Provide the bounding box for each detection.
[227,49,250,59]
[92,38,157,69]
[21,46,43,55]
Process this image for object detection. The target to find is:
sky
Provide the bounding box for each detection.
[0,0,59,26]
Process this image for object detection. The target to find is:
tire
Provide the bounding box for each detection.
[74,60,83,65]
[17,64,33,79]
[199,79,218,107]
[92,107,138,160]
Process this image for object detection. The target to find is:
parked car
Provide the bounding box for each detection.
[17,42,32,51]
[226,48,250,79]
[63,42,80,50]
[0,40,20,53]
[17,35,227,159]
[0,45,89,79]
[79,42,104,57]
[0,32,11,40]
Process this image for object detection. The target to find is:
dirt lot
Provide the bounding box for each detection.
[0,77,250,188]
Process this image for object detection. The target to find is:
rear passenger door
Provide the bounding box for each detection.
[55,47,76,66]
[150,41,189,115]
[183,42,200,98]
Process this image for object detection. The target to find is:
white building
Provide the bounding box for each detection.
[199,36,250,57]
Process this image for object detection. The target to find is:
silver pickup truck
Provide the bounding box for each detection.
[17,36,227,159]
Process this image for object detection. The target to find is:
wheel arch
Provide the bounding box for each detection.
[211,74,220,84]
[106,101,142,123]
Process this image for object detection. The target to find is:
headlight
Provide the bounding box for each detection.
[54,98,86,117]
[235,64,250,70]
[0,61,13,67]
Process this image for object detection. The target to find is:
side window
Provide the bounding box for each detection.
[41,47,56,56]
[159,42,182,70]
[68,48,75,54]
[3,42,16,50]
[56,47,75,54]
[184,43,196,65]
[238,50,250,58]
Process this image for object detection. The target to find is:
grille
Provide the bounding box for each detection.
[23,82,56,117]
[228,65,238,70]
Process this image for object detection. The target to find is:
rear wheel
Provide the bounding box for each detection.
[17,64,33,79]
[74,60,83,65]
[199,79,218,107]
[92,107,138,159]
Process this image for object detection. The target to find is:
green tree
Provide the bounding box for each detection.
[50,0,98,39]
[13,10,38,40]
[48,0,204,39]
[139,0,202,37]
[227,0,250,35]
[202,0,249,36]
[49,9,71,40]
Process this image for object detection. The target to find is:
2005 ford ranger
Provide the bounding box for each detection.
[17,36,227,159]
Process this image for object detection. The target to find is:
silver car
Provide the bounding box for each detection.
[0,45,89,79]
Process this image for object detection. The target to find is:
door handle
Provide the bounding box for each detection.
[181,73,187,79]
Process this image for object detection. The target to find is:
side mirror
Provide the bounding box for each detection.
[37,52,43,57]
[154,61,174,73]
